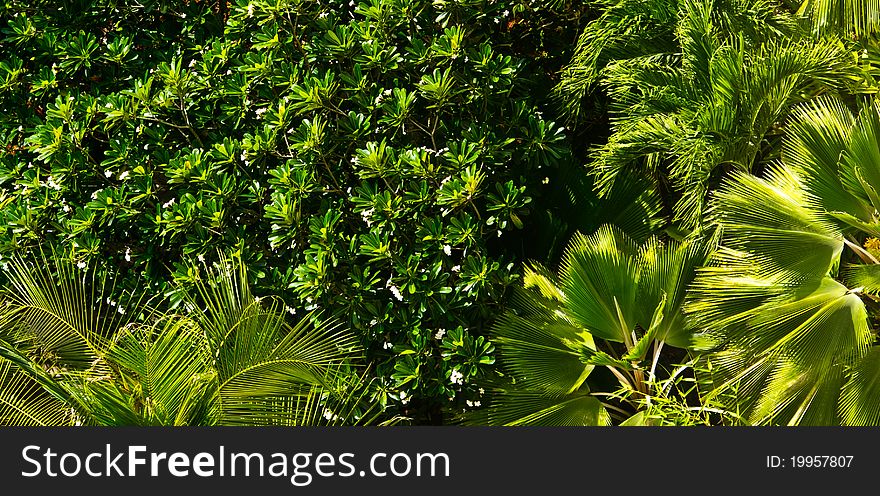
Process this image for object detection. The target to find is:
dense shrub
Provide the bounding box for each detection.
[0,0,582,421]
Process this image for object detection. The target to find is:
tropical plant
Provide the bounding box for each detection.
[0,254,387,426]
[555,0,862,231]
[464,225,715,425]
[799,0,880,36]
[686,96,880,425]
[0,0,580,420]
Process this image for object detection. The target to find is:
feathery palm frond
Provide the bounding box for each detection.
[557,0,860,232]
[800,0,880,36]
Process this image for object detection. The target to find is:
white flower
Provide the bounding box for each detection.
[124,247,131,262]
[399,391,409,405]
[197,254,205,263]
[542,177,550,184]
[255,107,268,116]
[162,198,176,208]
[389,285,404,301]
[479,388,485,395]
[383,341,393,350]
[104,170,113,178]
[76,261,87,269]
[443,245,452,256]
[450,369,464,385]
[247,3,254,16]
[318,11,328,18]
[118,170,130,180]
[323,408,339,421]
[117,306,125,315]
[46,176,61,190]
[188,59,196,68]
[434,329,446,340]
[451,265,460,272]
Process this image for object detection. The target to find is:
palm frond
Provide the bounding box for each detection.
[800,0,880,36]
[0,359,72,426]
[464,388,610,426]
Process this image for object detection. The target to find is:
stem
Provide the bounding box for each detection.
[645,340,665,407]
[844,236,880,264]
[606,365,633,391]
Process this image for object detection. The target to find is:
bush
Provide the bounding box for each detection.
[0,0,574,421]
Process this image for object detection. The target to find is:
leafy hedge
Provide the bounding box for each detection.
[0,0,589,421]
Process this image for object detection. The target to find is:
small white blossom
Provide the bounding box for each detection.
[450,369,464,385]
[118,170,130,180]
[443,245,452,256]
[124,247,131,262]
[434,329,446,340]
[451,265,461,272]
[76,261,87,269]
[104,170,113,178]
[389,285,404,301]
[383,341,393,350]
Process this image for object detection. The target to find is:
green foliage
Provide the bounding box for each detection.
[0,0,575,420]
[464,225,714,425]
[556,0,864,231]
[0,254,387,426]
[686,97,880,425]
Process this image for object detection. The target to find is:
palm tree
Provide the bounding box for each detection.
[555,0,860,231]
[686,96,880,425]
[0,254,387,426]
[465,225,714,425]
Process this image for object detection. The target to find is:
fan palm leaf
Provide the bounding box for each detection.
[687,96,880,424]
[467,225,711,425]
[0,255,379,426]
